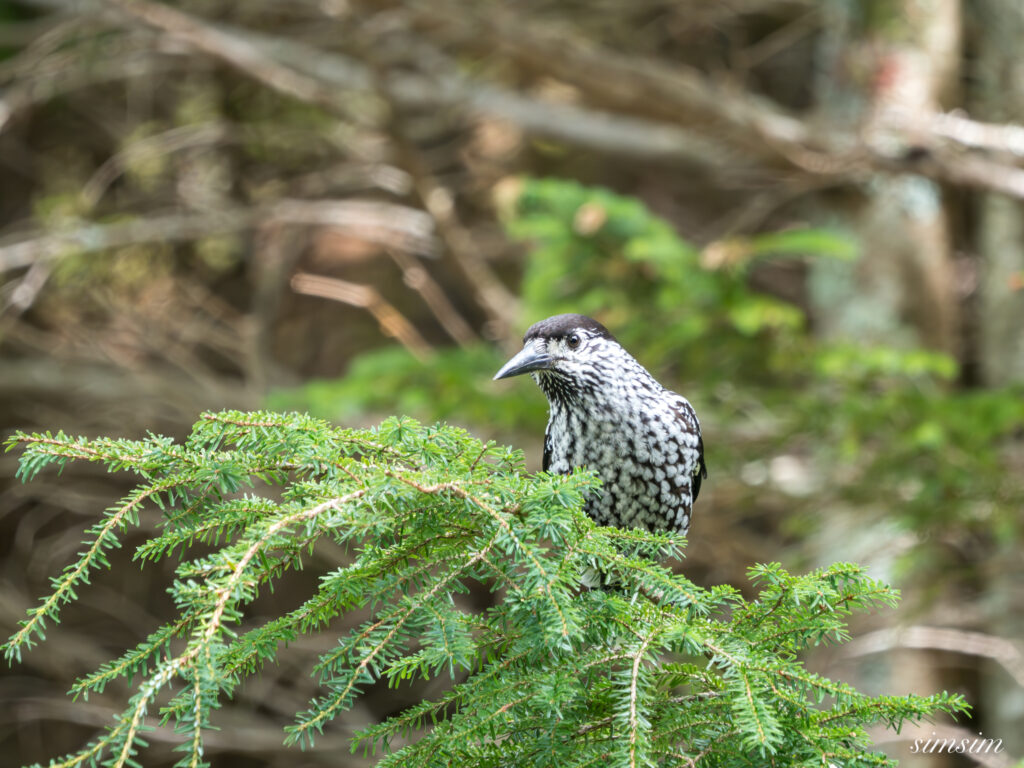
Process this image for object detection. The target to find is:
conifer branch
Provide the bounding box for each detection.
[1,412,968,767]
[4,478,178,661]
[626,628,656,768]
[384,473,572,638]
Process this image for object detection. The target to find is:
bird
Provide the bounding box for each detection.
[494,313,706,535]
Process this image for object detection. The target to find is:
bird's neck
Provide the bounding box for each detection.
[533,371,588,408]
[535,364,660,416]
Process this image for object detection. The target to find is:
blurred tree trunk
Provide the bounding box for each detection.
[809,0,960,354]
[810,5,961,765]
[972,0,1024,757]
[975,0,1024,386]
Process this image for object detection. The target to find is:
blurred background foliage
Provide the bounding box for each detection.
[2,0,1024,766]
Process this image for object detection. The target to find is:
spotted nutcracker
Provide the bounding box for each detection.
[494,314,706,534]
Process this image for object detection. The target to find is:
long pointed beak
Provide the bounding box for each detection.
[493,344,553,380]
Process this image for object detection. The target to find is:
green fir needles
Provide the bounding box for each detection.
[3,411,966,768]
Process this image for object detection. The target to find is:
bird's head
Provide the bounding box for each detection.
[493,314,632,399]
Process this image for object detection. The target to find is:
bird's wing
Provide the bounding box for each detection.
[693,433,707,501]
[668,394,707,499]
[542,425,553,473]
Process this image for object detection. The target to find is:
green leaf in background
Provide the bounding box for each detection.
[747,228,859,261]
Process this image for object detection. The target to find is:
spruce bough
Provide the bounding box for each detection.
[3,411,966,768]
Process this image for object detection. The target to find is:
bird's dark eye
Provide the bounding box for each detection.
[567,333,581,349]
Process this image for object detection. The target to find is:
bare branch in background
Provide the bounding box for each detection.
[99,0,356,117]
[85,0,1024,201]
[0,48,185,135]
[290,272,434,361]
[0,200,436,273]
[412,0,1024,198]
[269,199,436,255]
[93,0,737,171]
[388,248,478,347]
[404,0,812,165]
[842,626,1024,688]
[79,122,231,209]
[924,109,1024,157]
[0,260,53,320]
[374,80,521,338]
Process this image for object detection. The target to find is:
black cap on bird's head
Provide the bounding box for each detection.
[492,314,616,381]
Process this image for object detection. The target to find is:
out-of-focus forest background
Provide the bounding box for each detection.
[1,0,1023,766]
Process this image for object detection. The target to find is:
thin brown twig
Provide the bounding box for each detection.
[366,52,520,338]
[290,272,434,361]
[387,248,478,346]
